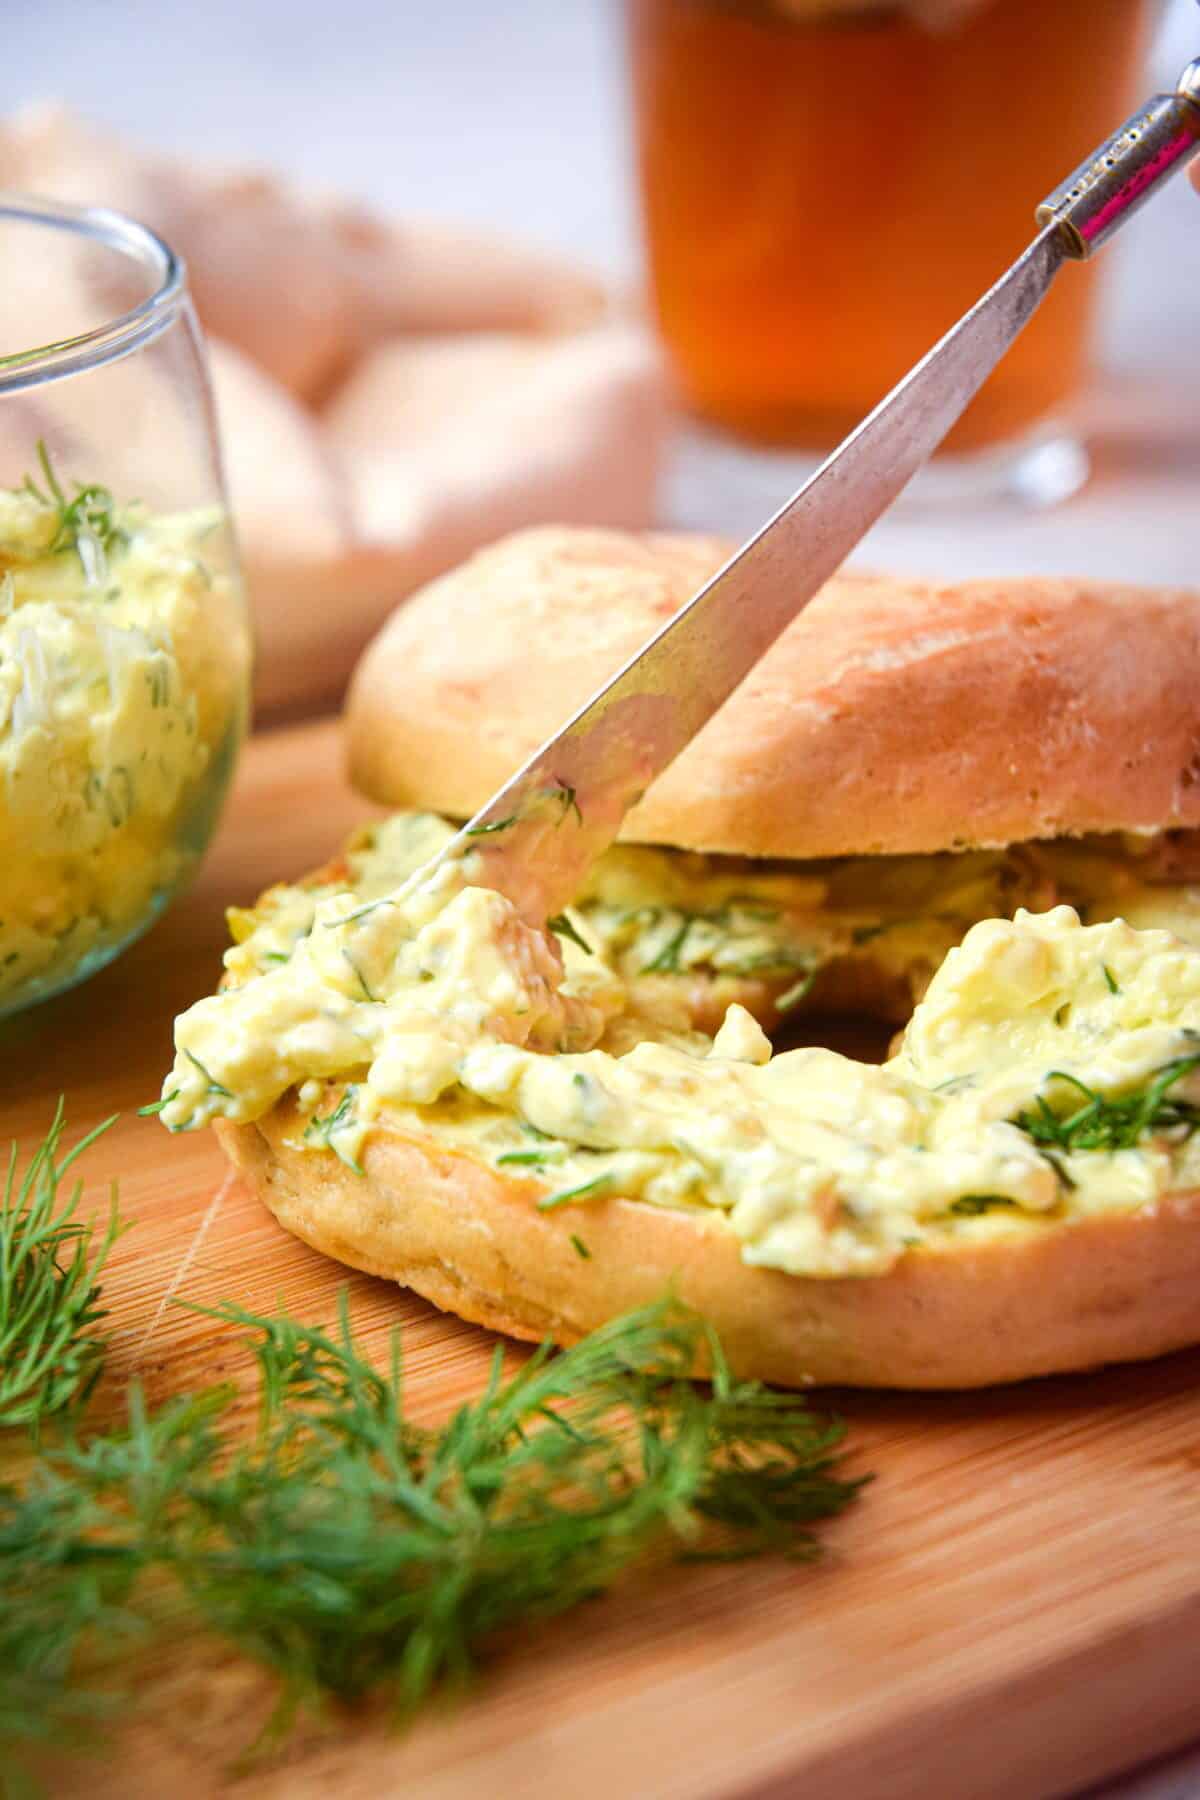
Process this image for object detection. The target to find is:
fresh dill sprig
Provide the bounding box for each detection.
[0,1469,143,1773]
[21,440,128,582]
[1013,1055,1200,1155]
[0,1388,232,1791]
[0,1106,122,1434]
[0,1107,864,1775]
[152,1296,863,1724]
[0,1297,863,1773]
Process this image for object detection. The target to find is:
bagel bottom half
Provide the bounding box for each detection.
[217,1099,1200,1390]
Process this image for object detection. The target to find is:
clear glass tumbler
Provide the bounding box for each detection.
[626,0,1157,507]
[0,198,252,1017]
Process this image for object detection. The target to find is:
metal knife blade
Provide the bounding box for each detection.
[409,60,1200,930]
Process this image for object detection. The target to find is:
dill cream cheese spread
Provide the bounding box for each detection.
[223,810,1200,1019]
[160,846,1200,1280]
[0,465,248,1009]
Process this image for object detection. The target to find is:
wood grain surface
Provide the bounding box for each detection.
[9,717,1200,1800]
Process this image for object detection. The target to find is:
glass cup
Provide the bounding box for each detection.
[0,199,252,1017]
[625,0,1157,508]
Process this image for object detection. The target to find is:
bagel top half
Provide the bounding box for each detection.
[346,526,1200,860]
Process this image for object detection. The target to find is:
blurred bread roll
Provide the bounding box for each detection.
[0,102,668,713]
[207,339,349,560]
[0,103,609,403]
[324,322,668,550]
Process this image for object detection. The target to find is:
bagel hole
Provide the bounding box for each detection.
[772,1013,891,1063]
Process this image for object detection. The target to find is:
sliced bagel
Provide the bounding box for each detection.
[166,529,1200,1394]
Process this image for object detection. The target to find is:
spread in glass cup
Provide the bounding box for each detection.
[0,451,248,1013]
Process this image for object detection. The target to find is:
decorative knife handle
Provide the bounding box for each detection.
[1037,57,1200,258]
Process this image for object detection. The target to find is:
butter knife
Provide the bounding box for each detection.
[420,57,1200,928]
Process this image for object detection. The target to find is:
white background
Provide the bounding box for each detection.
[1,4,1198,1794]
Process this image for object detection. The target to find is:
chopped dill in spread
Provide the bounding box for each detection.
[342,947,378,1001]
[183,1050,231,1100]
[21,440,128,581]
[776,969,818,1012]
[1014,1056,1200,1155]
[497,1148,566,1169]
[303,1088,365,1174]
[161,856,1200,1284]
[547,912,593,956]
[537,1174,615,1212]
[949,1194,1016,1217]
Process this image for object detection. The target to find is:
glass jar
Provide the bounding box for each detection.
[0,198,251,1018]
[626,0,1156,501]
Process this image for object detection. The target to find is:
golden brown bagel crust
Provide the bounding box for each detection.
[217,1101,1200,1390]
[346,527,1200,860]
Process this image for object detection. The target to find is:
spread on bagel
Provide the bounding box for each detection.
[225,807,1200,1040]
[160,842,1200,1281]
[157,530,1200,1386]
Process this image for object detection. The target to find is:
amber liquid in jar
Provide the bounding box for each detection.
[627,0,1152,453]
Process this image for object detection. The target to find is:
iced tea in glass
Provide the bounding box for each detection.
[626,0,1155,485]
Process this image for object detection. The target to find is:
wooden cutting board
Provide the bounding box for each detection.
[8,717,1200,1800]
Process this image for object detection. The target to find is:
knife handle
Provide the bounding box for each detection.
[1037,57,1200,258]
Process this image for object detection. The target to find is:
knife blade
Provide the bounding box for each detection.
[412,58,1200,930]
